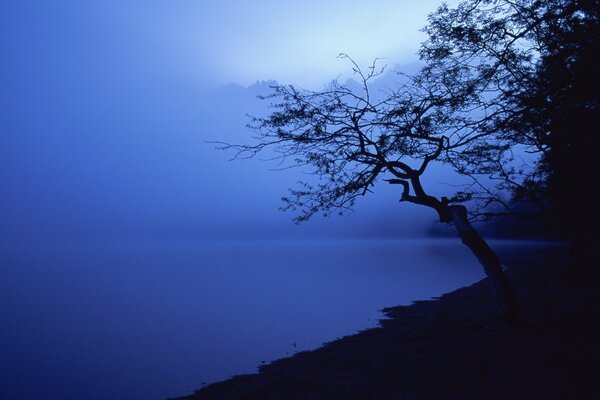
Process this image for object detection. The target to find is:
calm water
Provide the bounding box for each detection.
[0,238,546,399]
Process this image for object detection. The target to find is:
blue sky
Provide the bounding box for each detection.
[0,0,458,240]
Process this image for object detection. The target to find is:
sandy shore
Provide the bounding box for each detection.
[171,245,600,399]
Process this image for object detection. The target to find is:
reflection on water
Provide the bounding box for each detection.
[0,239,551,399]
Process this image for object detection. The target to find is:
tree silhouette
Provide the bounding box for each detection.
[220,0,597,318]
[418,0,570,211]
[222,54,518,320]
[512,0,600,279]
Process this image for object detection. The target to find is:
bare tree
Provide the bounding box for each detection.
[220,54,519,320]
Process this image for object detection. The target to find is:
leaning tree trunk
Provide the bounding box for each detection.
[447,205,519,321]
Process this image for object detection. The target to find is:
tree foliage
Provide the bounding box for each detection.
[422,0,599,223]
[513,0,599,232]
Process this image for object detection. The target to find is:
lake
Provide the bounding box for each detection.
[0,238,547,399]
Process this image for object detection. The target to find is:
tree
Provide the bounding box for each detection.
[219,0,597,319]
[512,0,600,280]
[418,0,599,278]
[222,54,519,320]
[417,0,568,210]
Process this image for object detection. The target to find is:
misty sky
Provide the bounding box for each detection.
[0,0,460,240]
[136,0,453,87]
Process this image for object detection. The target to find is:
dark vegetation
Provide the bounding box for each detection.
[514,0,600,280]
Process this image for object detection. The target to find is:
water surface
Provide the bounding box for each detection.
[0,238,545,399]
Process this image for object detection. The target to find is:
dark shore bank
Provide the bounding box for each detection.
[172,246,600,400]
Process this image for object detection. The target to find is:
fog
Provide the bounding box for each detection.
[0,2,462,241]
[1,73,445,240]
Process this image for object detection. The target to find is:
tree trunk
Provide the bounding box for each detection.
[448,205,519,321]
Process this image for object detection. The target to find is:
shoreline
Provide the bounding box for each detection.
[171,245,599,399]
